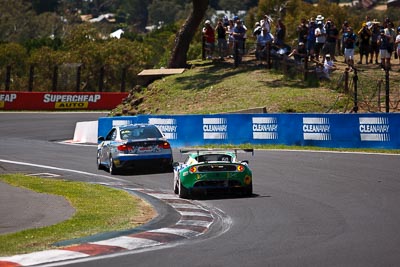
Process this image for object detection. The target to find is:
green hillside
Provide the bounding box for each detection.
[110,57,352,116]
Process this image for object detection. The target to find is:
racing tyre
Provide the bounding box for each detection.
[243,183,253,197]
[178,180,190,199]
[174,179,179,194]
[96,152,102,170]
[109,157,118,175]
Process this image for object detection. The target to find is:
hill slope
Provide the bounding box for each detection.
[110,55,399,116]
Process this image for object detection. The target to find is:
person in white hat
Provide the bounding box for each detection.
[202,20,215,59]
[323,53,337,79]
[316,15,324,22]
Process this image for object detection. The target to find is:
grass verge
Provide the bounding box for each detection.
[0,174,155,256]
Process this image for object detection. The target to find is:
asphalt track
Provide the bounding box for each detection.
[1,112,400,267]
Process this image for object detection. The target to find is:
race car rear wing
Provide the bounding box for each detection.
[179,148,254,157]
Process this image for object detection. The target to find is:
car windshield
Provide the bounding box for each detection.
[120,126,163,140]
[196,154,232,162]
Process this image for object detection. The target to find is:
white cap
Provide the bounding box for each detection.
[205,20,211,25]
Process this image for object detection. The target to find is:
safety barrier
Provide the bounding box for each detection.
[98,113,400,149]
[0,92,128,110]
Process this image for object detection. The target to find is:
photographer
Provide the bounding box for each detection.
[378,28,391,70]
[323,20,339,62]
[357,22,372,64]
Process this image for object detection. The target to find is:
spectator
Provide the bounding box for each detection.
[202,20,215,60]
[256,28,274,63]
[395,26,400,64]
[232,19,247,64]
[322,54,337,79]
[307,18,317,61]
[370,20,381,64]
[323,19,339,62]
[234,16,248,53]
[357,22,372,64]
[223,15,229,27]
[297,18,309,44]
[261,15,273,33]
[385,21,396,59]
[343,27,357,67]
[377,28,391,70]
[314,20,326,62]
[226,19,235,58]
[215,19,227,60]
[275,18,286,47]
[288,41,307,64]
[253,21,262,38]
[339,21,350,57]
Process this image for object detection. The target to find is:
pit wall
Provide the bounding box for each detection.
[98,114,400,149]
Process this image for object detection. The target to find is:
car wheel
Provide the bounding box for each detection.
[96,152,102,170]
[243,183,253,197]
[109,157,118,175]
[178,180,189,199]
[174,177,179,194]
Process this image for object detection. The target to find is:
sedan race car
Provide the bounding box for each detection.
[97,123,173,174]
[173,148,254,198]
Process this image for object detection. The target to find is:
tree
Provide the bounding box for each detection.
[168,0,209,68]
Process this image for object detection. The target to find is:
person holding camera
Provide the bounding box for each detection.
[357,22,372,64]
[378,28,391,70]
[323,20,339,62]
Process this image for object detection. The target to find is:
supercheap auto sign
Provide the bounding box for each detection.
[0,92,128,110]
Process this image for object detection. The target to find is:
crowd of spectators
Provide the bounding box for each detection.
[202,14,400,73]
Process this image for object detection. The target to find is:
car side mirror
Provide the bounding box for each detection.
[241,160,249,165]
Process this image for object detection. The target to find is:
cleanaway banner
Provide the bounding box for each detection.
[98,114,400,149]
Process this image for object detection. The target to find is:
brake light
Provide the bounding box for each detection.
[159,142,171,149]
[237,165,245,172]
[189,166,197,173]
[117,144,132,151]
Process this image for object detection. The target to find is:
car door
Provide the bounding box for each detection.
[101,128,117,164]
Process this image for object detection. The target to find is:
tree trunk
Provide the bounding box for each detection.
[168,0,209,68]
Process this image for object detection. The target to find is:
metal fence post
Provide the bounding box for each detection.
[385,69,390,113]
[121,66,127,93]
[352,68,358,113]
[5,65,11,91]
[28,65,34,92]
[76,65,81,92]
[52,65,58,92]
[344,68,349,94]
[99,66,104,92]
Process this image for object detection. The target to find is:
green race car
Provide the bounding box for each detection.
[173,148,254,198]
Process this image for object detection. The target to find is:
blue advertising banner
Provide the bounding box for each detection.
[98,114,400,149]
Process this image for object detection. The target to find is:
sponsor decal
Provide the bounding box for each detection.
[0,94,17,108]
[55,102,88,109]
[252,117,278,140]
[359,117,390,141]
[44,94,101,109]
[203,118,228,140]
[303,117,331,141]
[112,120,132,127]
[0,93,17,102]
[148,118,178,139]
[43,94,101,103]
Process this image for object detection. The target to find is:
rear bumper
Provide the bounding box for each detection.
[116,155,173,170]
